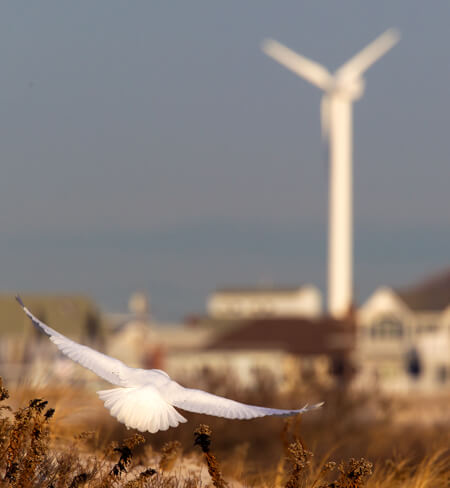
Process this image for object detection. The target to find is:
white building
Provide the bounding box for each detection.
[355,277,450,393]
[207,285,322,320]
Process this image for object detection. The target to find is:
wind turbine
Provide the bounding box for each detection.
[262,29,399,319]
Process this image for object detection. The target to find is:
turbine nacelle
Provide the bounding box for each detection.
[320,78,364,139]
[328,76,365,100]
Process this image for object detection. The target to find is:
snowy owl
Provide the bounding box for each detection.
[16,296,323,434]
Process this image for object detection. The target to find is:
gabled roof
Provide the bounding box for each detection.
[395,268,450,311]
[206,316,355,356]
[358,286,412,319]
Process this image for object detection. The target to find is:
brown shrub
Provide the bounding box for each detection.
[0,375,448,487]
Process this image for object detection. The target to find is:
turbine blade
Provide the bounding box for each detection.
[262,39,332,91]
[335,28,400,81]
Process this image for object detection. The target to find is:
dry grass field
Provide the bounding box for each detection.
[0,373,449,487]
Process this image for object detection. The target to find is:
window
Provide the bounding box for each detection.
[416,324,438,334]
[371,316,404,339]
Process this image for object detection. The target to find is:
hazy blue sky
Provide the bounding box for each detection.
[1,2,449,320]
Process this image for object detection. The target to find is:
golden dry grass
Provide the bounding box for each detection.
[0,375,449,487]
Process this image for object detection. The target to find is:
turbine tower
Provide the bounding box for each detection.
[262,29,399,318]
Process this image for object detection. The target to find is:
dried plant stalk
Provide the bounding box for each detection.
[194,424,228,488]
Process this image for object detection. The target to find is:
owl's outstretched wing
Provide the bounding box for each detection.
[169,386,323,420]
[16,295,130,386]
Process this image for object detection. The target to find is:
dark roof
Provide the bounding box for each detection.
[395,268,450,311]
[206,316,355,356]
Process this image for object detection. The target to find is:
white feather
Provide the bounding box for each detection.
[168,387,323,419]
[97,386,187,433]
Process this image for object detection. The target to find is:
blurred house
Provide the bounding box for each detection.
[104,287,345,390]
[173,272,450,394]
[157,285,335,389]
[105,291,216,374]
[207,285,322,320]
[165,284,351,388]
[107,291,162,369]
[0,294,105,384]
[355,269,450,393]
[200,315,354,389]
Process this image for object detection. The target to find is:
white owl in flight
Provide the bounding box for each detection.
[16,296,323,434]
